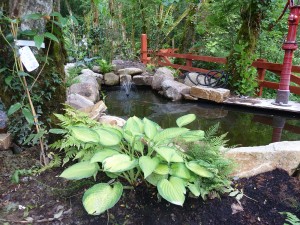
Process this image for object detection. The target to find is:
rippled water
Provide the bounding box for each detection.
[104,86,300,147]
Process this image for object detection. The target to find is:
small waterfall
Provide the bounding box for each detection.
[121,80,134,97]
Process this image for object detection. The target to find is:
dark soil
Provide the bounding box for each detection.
[1,148,299,225]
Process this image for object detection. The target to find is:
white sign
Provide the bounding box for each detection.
[15,40,45,48]
[19,46,39,72]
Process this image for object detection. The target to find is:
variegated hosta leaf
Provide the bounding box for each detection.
[180,130,205,142]
[124,117,143,135]
[143,117,158,139]
[176,114,196,127]
[188,180,201,197]
[90,148,120,163]
[82,182,123,215]
[153,127,189,143]
[154,146,184,163]
[186,161,214,178]
[170,176,187,194]
[103,154,138,173]
[70,126,100,143]
[94,128,121,146]
[157,177,186,206]
[154,163,169,175]
[100,126,123,139]
[59,161,99,180]
[139,156,160,178]
[170,163,191,180]
[132,116,144,134]
[146,172,167,186]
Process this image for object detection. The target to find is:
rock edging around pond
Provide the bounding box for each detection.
[64,61,299,179]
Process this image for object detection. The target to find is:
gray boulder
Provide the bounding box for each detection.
[133,75,153,86]
[104,72,119,86]
[74,74,99,89]
[151,67,175,90]
[118,67,143,75]
[92,66,101,73]
[81,68,95,76]
[66,93,94,109]
[68,83,100,103]
[161,80,191,101]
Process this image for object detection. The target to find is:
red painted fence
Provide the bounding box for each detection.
[140,34,300,96]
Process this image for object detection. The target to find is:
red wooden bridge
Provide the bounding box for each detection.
[140,34,300,97]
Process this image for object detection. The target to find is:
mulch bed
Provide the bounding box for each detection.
[0,148,299,225]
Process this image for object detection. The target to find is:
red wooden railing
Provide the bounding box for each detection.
[140,34,300,96]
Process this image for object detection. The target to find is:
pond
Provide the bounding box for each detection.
[104,86,300,147]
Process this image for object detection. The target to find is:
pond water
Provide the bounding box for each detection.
[104,86,300,147]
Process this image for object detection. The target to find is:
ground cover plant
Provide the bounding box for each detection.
[50,108,233,215]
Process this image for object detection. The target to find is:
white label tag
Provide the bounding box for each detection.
[19,46,39,72]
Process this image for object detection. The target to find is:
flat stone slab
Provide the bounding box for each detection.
[225,141,300,178]
[224,97,300,113]
[0,133,11,150]
[190,86,230,103]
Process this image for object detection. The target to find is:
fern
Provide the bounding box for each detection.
[280,212,300,225]
[37,153,62,173]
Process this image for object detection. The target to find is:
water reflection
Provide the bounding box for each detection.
[104,87,300,147]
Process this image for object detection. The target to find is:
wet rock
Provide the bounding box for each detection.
[225,141,300,178]
[151,67,175,90]
[120,74,132,84]
[79,100,107,120]
[66,93,94,109]
[190,86,230,103]
[161,80,190,101]
[0,133,11,150]
[118,67,143,75]
[68,83,100,103]
[104,72,120,86]
[133,75,153,86]
[98,115,126,127]
[112,60,146,72]
[183,94,198,101]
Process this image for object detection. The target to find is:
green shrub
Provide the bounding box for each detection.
[51,109,233,215]
[96,59,113,73]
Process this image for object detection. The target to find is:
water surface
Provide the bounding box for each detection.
[104,86,300,147]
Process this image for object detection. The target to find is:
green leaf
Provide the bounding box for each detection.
[22,108,34,124]
[20,30,37,36]
[44,32,59,43]
[103,154,137,173]
[176,114,196,127]
[0,67,7,73]
[82,182,123,215]
[100,126,123,139]
[154,146,184,163]
[5,76,13,87]
[8,102,22,116]
[186,161,214,178]
[188,181,201,197]
[34,34,44,49]
[70,126,100,143]
[60,161,99,180]
[132,116,144,133]
[124,117,143,135]
[154,163,169,175]
[153,127,189,143]
[170,163,191,180]
[157,178,185,206]
[143,117,158,139]
[50,12,62,17]
[146,173,167,186]
[17,71,31,77]
[49,129,67,134]
[90,148,120,163]
[139,156,160,178]
[23,13,44,20]
[180,130,205,142]
[94,128,121,146]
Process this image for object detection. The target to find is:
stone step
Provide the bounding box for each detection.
[190,86,230,103]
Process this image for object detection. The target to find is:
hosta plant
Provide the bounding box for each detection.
[53,112,233,215]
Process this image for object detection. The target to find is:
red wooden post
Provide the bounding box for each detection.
[275,5,300,105]
[186,59,192,67]
[256,59,267,96]
[271,117,286,143]
[140,34,148,64]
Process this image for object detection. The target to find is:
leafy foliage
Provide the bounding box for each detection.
[54,109,234,215]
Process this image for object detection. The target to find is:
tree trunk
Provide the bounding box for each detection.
[226,0,270,94]
[6,0,66,116]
